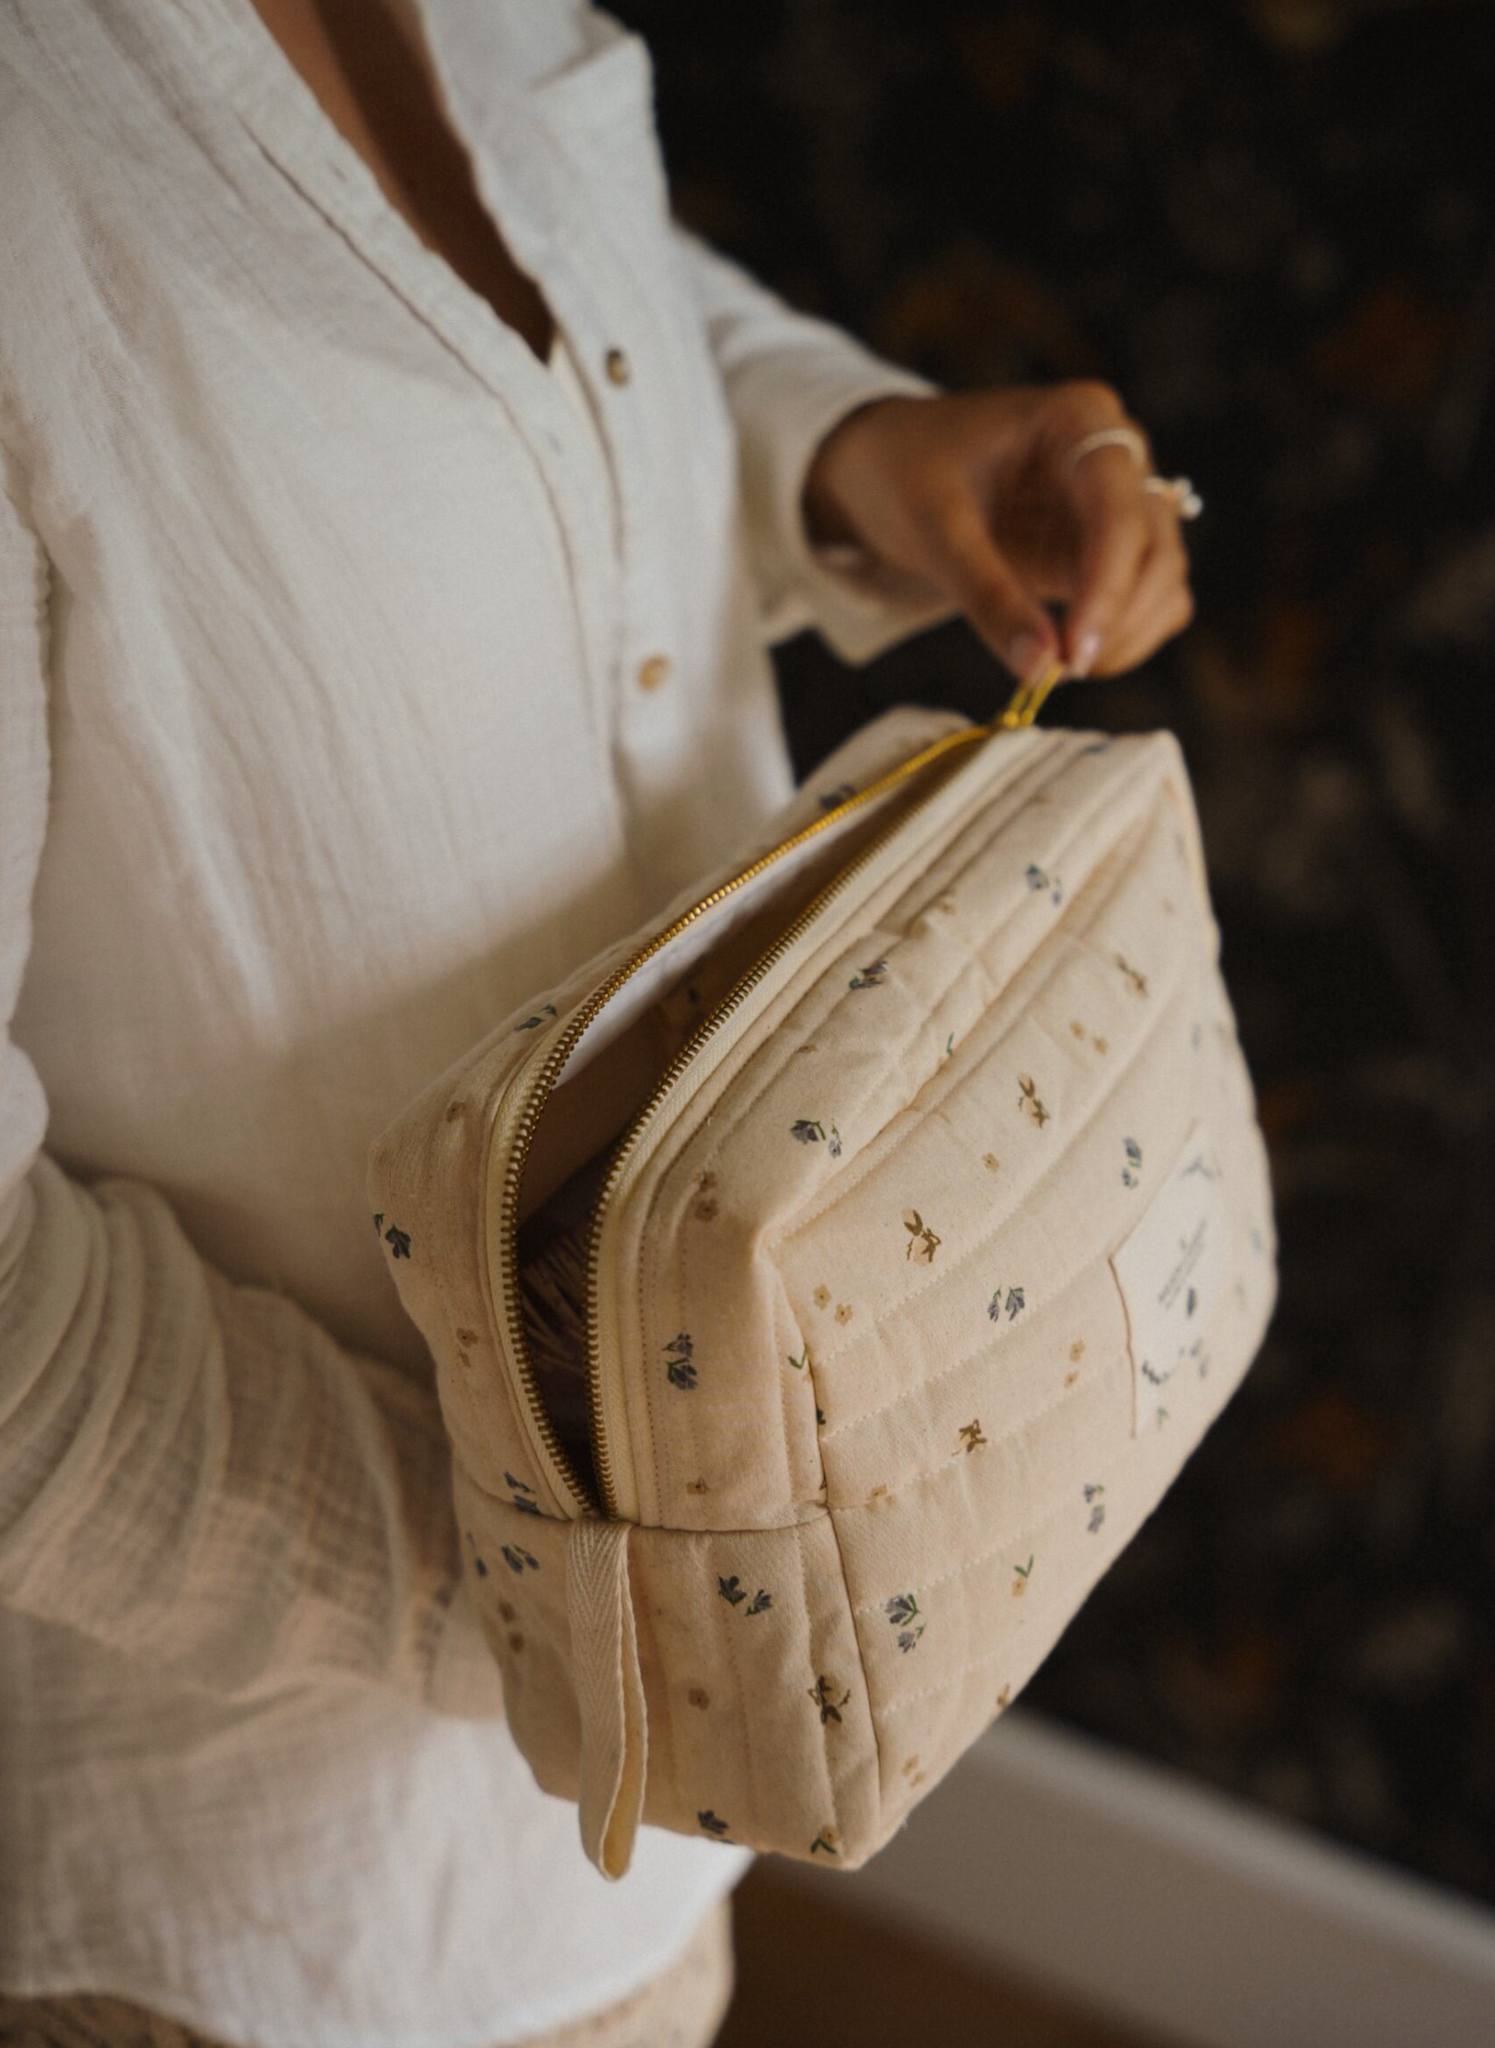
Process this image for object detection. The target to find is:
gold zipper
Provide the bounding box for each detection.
[495,662,1064,1519]
[491,720,989,1514]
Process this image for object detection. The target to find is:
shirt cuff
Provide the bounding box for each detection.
[755,351,962,666]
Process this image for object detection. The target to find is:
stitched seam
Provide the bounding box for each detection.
[761,751,1150,1261]
[850,1324,1220,1624]
[717,1540,763,1846]
[829,1335,1102,1510]
[455,1462,832,1536]
[814,952,1191,1403]
[650,730,1104,1278]
[818,1493,885,1843]
[793,1515,844,1853]
[769,795,1162,1283]
[872,1403,1205,1718]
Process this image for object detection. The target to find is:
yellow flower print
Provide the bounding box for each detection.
[1017,1075,1050,1127]
[903,1208,942,1263]
[813,1284,832,1311]
[1116,953,1150,998]
[982,1152,1000,1172]
[808,1675,853,1725]
[1070,1339,1086,1362]
[834,1301,854,1325]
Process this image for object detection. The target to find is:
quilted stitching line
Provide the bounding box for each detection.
[766,794,1166,1270]
[810,936,1194,1394]
[665,728,1104,1259]
[793,1516,849,1858]
[873,1398,1230,1722]
[828,1331,1105,1508]
[853,1325,1236,1628]
[807,1467,885,1850]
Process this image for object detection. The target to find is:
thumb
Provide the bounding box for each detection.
[919,489,1060,683]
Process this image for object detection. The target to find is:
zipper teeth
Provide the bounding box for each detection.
[495,719,993,1519]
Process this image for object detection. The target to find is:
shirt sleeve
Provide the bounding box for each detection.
[670,221,962,665]
[0,453,500,1720]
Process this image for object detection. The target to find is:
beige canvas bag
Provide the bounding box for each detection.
[368,693,1277,1879]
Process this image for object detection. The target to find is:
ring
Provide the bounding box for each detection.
[1063,426,1148,478]
[1142,474,1204,520]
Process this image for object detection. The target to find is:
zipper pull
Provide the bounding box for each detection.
[999,657,1067,730]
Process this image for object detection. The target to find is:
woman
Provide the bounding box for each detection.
[0,2,1196,2043]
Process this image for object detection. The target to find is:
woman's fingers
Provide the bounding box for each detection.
[916,484,1062,682]
[1061,430,1157,676]
[1083,499,1195,677]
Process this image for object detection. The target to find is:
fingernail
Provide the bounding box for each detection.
[1070,630,1103,678]
[1007,631,1051,683]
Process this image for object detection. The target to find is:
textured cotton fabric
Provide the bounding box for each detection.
[0,2,958,2042]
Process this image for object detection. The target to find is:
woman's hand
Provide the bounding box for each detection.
[802,380,1196,686]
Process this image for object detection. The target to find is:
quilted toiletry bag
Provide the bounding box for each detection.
[367,696,1277,1877]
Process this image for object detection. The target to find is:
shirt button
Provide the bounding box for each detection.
[604,346,632,386]
[636,653,672,693]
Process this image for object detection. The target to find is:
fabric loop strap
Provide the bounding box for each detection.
[567,1516,648,1879]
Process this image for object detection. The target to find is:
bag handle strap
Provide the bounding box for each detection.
[567,1516,648,1879]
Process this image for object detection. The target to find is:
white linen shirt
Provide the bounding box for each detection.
[0,2,957,2043]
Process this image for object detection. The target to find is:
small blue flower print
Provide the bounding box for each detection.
[988,1285,1026,1324]
[1083,1482,1106,1535]
[515,1004,558,1032]
[371,1212,383,1236]
[817,782,857,812]
[885,1591,925,1651]
[504,1473,541,1516]
[664,1332,697,1390]
[698,1809,731,1837]
[501,1544,539,1574]
[383,1223,411,1259]
[1122,1137,1143,1189]
[791,1117,842,1157]
[1026,862,1063,906]
[848,959,888,990]
[718,1571,771,1620]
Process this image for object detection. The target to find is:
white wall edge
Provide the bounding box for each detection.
[784,1708,1495,2048]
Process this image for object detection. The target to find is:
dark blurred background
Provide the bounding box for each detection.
[619,0,1495,1910]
